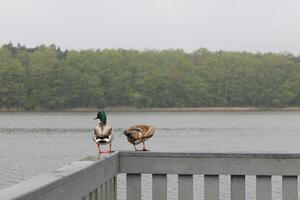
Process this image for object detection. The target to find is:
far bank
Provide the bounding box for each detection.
[2,107,300,112]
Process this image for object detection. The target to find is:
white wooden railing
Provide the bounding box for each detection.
[1,151,300,200]
[0,153,119,200]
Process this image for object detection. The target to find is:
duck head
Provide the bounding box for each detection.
[123,130,132,138]
[94,111,107,125]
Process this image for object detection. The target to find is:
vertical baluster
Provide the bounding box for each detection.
[127,173,141,200]
[152,174,167,200]
[113,176,117,200]
[231,175,245,200]
[204,175,219,200]
[282,176,298,200]
[101,184,104,200]
[95,188,100,200]
[101,183,106,200]
[95,188,98,200]
[178,174,193,200]
[256,176,271,200]
[89,189,97,200]
[109,178,114,200]
[97,185,101,200]
[106,181,110,200]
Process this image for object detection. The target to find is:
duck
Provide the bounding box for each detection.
[123,124,155,151]
[93,111,114,154]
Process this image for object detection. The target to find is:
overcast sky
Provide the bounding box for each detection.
[0,0,299,54]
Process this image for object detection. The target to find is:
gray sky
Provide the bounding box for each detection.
[1,0,300,54]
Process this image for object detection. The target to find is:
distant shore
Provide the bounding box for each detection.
[66,107,300,112]
[2,107,300,112]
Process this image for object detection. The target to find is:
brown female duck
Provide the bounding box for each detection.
[123,124,155,151]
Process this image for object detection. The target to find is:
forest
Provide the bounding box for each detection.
[1,43,300,110]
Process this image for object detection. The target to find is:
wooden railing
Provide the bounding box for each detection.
[0,152,119,200]
[1,151,300,200]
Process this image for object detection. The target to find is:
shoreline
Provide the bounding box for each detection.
[65,107,300,112]
[2,107,300,112]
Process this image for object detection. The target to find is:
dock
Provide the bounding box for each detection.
[0,151,299,200]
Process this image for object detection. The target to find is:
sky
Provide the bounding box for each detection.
[0,0,300,55]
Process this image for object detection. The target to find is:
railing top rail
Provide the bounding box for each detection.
[120,151,300,159]
[119,151,300,175]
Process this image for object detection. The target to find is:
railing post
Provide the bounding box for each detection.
[152,174,167,200]
[127,173,141,200]
[204,175,219,200]
[231,175,245,200]
[178,174,193,200]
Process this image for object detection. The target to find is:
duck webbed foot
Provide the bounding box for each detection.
[97,143,114,154]
[132,143,150,151]
[142,142,149,151]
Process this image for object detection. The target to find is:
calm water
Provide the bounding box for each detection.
[1,111,300,199]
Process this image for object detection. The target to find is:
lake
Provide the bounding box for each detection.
[1,111,300,199]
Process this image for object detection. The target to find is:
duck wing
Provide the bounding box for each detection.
[126,125,155,139]
[94,124,113,137]
[138,125,155,139]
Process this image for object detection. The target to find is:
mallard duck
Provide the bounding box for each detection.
[93,111,114,154]
[123,124,155,151]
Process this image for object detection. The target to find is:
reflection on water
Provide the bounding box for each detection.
[1,111,300,199]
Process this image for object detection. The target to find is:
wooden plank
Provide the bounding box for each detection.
[204,175,219,200]
[282,176,298,200]
[178,174,193,200]
[152,174,167,200]
[127,174,141,200]
[256,176,271,200]
[120,152,300,175]
[231,175,245,200]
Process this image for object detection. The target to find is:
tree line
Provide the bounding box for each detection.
[1,42,300,110]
